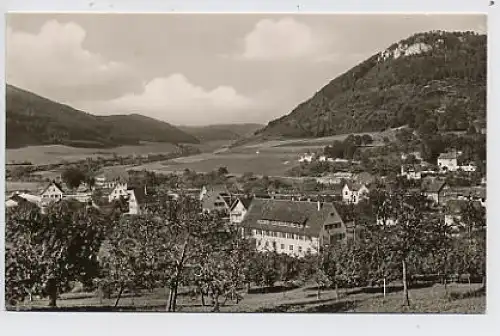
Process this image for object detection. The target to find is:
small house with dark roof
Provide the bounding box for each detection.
[127,186,148,215]
[421,178,450,205]
[40,181,65,204]
[200,185,233,214]
[95,167,129,189]
[240,199,346,257]
[342,182,369,204]
[229,197,253,224]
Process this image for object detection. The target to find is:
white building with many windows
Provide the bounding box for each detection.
[240,199,347,257]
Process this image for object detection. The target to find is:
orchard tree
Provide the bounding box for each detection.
[61,166,86,189]
[5,200,108,307]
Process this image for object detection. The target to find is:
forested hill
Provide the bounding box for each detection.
[178,123,264,142]
[6,85,200,149]
[257,31,486,138]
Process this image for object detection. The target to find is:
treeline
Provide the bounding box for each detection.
[5,187,485,311]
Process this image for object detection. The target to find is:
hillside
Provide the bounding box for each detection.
[178,123,263,142]
[257,31,486,139]
[6,85,200,149]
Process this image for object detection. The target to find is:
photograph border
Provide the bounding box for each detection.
[0,1,497,335]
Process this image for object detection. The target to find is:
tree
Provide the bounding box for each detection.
[61,166,86,189]
[363,189,439,307]
[5,200,108,307]
[217,166,229,176]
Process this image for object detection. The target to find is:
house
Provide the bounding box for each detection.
[458,163,477,172]
[229,197,253,224]
[298,153,315,163]
[318,155,327,162]
[401,151,422,161]
[437,152,459,172]
[6,192,41,208]
[95,168,129,189]
[127,186,148,215]
[401,164,422,180]
[40,181,65,204]
[421,178,450,205]
[240,199,347,257]
[316,172,353,185]
[200,185,233,214]
[108,182,129,203]
[342,182,369,204]
[454,187,486,206]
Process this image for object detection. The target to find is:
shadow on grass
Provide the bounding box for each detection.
[448,286,486,300]
[248,284,299,295]
[346,282,434,296]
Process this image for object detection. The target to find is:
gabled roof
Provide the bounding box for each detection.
[241,199,343,236]
[344,182,367,191]
[422,178,446,193]
[128,187,148,205]
[41,181,64,195]
[230,197,253,211]
[97,167,129,181]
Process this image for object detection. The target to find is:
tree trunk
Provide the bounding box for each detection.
[317,286,321,300]
[383,277,386,299]
[335,282,339,301]
[402,259,410,307]
[212,292,220,312]
[201,291,206,306]
[47,279,57,308]
[246,282,251,293]
[468,274,472,292]
[114,284,124,308]
[167,286,174,312]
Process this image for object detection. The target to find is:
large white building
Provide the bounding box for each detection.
[437,152,459,172]
[229,198,252,224]
[240,199,347,257]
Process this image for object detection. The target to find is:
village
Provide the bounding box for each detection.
[5,142,486,260]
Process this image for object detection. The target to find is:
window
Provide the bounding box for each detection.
[299,235,304,241]
[307,248,311,254]
[298,246,303,253]
[281,244,285,250]
[345,191,348,195]
[289,245,294,251]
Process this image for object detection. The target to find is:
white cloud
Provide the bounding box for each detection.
[236,17,331,61]
[6,20,137,98]
[85,74,256,125]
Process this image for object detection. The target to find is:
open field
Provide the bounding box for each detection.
[14,283,485,313]
[6,142,180,165]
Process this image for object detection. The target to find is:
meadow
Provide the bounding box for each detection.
[14,283,485,314]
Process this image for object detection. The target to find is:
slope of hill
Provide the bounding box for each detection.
[6,85,200,149]
[178,123,264,142]
[257,31,486,139]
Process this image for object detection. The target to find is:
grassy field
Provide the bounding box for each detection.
[15,283,485,313]
[6,142,180,165]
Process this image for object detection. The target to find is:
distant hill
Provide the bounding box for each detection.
[6,85,200,149]
[257,31,486,139]
[178,123,264,142]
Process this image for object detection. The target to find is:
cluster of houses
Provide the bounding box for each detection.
[298,152,360,165]
[5,168,148,215]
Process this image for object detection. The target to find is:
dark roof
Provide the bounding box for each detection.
[422,178,446,193]
[344,182,366,191]
[230,197,253,211]
[41,181,64,194]
[129,187,148,204]
[452,187,486,199]
[241,199,344,236]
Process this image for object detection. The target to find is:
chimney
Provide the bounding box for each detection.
[317,201,321,211]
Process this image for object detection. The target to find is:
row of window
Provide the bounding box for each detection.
[324,223,342,230]
[252,229,312,241]
[257,240,311,254]
[257,219,307,228]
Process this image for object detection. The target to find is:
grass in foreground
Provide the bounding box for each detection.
[11,283,485,314]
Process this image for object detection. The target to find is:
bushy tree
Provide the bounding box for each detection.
[5,200,108,307]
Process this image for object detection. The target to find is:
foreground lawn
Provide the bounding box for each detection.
[12,282,485,314]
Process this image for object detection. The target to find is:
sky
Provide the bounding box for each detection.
[6,14,486,126]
